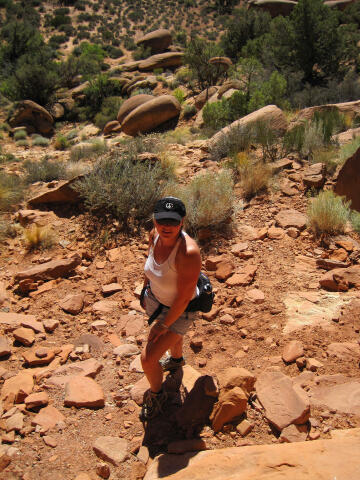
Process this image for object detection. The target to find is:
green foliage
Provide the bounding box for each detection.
[15,139,29,147]
[311,147,339,175]
[94,96,123,130]
[0,219,20,243]
[132,45,152,61]
[252,121,281,162]
[184,36,224,91]
[32,135,50,147]
[203,90,247,130]
[209,123,252,161]
[175,169,234,235]
[0,173,24,212]
[24,156,67,183]
[283,124,306,154]
[83,75,123,116]
[172,88,185,104]
[307,190,350,236]
[351,210,360,234]
[220,7,271,61]
[13,129,27,141]
[73,148,176,228]
[312,109,346,143]
[183,104,197,119]
[339,135,360,163]
[70,138,108,162]
[54,134,70,151]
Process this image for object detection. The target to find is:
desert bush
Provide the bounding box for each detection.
[133,45,152,61]
[311,147,340,175]
[94,96,123,130]
[239,159,272,199]
[313,109,346,143]
[14,129,27,141]
[24,156,67,183]
[74,150,176,228]
[203,91,248,131]
[67,130,79,141]
[0,219,20,242]
[163,126,196,146]
[283,124,306,154]
[32,135,50,147]
[172,88,186,104]
[183,104,197,119]
[0,151,17,164]
[0,174,24,212]
[301,121,326,157]
[70,138,108,162]
[175,169,234,235]
[65,161,90,179]
[54,134,70,150]
[252,121,281,162]
[351,210,360,234]
[15,139,29,147]
[175,66,193,84]
[307,190,350,236]
[209,123,252,161]
[23,224,56,251]
[339,135,360,163]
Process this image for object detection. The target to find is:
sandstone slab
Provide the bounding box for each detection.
[15,254,81,283]
[93,436,128,466]
[210,387,248,433]
[59,294,84,315]
[275,209,307,230]
[64,376,105,408]
[31,405,65,430]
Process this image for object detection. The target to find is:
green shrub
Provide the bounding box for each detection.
[301,121,326,157]
[54,135,70,150]
[307,190,350,236]
[252,120,280,162]
[0,219,20,242]
[94,96,123,130]
[65,161,91,179]
[311,147,339,175]
[24,157,67,183]
[183,104,197,119]
[283,124,306,154]
[0,152,17,164]
[66,129,79,141]
[239,158,272,199]
[70,138,108,162]
[14,129,27,141]
[175,169,234,235]
[312,109,346,143]
[0,174,24,212]
[23,224,56,251]
[209,123,252,161]
[32,135,50,147]
[15,139,29,147]
[132,45,152,61]
[203,91,248,131]
[73,150,175,228]
[172,87,186,104]
[351,210,360,234]
[339,135,360,163]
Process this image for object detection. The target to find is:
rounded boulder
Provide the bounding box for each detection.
[136,29,172,54]
[8,100,54,137]
[121,95,181,136]
[117,94,154,125]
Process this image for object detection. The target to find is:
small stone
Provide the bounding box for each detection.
[0,336,11,357]
[280,424,308,443]
[13,327,35,346]
[35,347,49,358]
[93,436,129,466]
[43,435,58,448]
[113,344,140,358]
[296,357,306,369]
[137,445,149,464]
[287,227,299,238]
[236,419,253,437]
[59,294,84,315]
[64,376,105,408]
[267,226,285,240]
[282,341,304,363]
[43,319,59,332]
[25,392,49,409]
[102,283,122,295]
[96,463,110,479]
[190,336,203,349]
[198,357,207,368]
[220,314,235,325]
[246,289,265,304]
[306,358,323,372]
[309,430,320,440]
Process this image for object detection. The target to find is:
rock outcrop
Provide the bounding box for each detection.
[248,0,297,17]
[8,100,54,137]
[138,52,183,72]
[120,95,181,136]
[334,145,360,212]
[136,29,172,54]
[117,94,154,124]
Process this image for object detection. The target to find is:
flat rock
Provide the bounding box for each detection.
[319,265,360,291]
[275,209,307,230]
[144,432,360,479]
[113,344,139,358]
[23,348,55,366]
[59,294,84,315]
[246,288,265,304]
[13,327,35,346]
[1,371,34,404]
[25,392,49,409]
[280,424,308,443]
[210,387,248,433]
[102,283,122,295]
[15,254,81,283]
[93,436,128,466]
[256,369,310,430]
[31,405,65,430]
[130,376,149,405]
[267,226,285,239]
[226,265,257,287]
[48,358,103,387]
[282,341,304,363]
[215,260,234,281]
[64,376,105,408]
[20,318,44,333]
[218,367,256,396]
[309,377,360,415]
[0,336,11,357]
[92,300,119,314]
[0,312,37,332]
[327,342,360,360]
[5,411,24,432]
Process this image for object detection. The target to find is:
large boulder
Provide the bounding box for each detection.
[138,52,183,72]
[144,431,360,480]
[288,100,360,130]
[195,87,219,110]
[248,0,297,17]
[28,177,82,205]
[121,95,181,136]
[117,94,154,124]
[334,146,360,212]
[324,1,355,11]
[8,100,54,137]
[14,254,81,284]
[136,29,172,54]
[208,105,287,153]
[319,265,360,291]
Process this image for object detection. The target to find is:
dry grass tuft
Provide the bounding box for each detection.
[307,190,350,236]
[23,224,56,251]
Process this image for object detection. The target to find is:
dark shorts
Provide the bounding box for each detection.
[144,289,195,336]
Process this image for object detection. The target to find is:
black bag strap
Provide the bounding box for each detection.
[147,303,164,326]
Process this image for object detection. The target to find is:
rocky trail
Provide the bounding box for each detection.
[0,141,360,480]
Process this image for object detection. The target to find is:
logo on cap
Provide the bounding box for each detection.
[165,202,173,209]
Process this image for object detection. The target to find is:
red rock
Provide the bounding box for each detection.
[101,283,122,295]
[334,144,360,212]
[64,376,105,408]
[319,265,360,291]
[130,376,149,405]
[43,319,59,333]
[267,226,285,239]
[309,377,360,415]
[205,255,224,271]
[256,369,310,430]
[13,327,35,347]
[257,227,268,240]
[236,419,254,436]
[246,288,265,304]
[25,392,49,409]
[306,358,323,371]
[303,163,326,188]
[59,294,84,315]
[1,372,34,404]
[282,341,304,363]
[0,336,11,357]
[92,300,119,313]
[31,405,65,430]
[215,260,234,281]
[275,209,307,230]
[218,367,256,397]
[106,247,122,262]
[14,254,81,283]
[327,342,360,359]
[20,318,44,333]
[23,348,55,366]
[231,243,249,256]
[43,435,58,448]
[280,424,308,443]
[330,248,348,262]
[226,265,257,287]
[190,336,203,349]
[219,314,235,325]
[210,387,248,433]
[48,358,103,387]
[93,436,129,466]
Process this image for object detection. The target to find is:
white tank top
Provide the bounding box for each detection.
[144,232,197,307]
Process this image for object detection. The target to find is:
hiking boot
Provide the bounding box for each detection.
[159,355,185,372]
[139,390,168,422]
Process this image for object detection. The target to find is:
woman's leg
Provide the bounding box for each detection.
[170,336,183,359]
[141,330,181,393]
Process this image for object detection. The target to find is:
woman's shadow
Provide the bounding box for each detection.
[141,368,218,476]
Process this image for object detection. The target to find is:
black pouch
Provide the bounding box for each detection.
[186,272,214,313]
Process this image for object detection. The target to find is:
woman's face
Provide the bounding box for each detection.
[154,218,183,241]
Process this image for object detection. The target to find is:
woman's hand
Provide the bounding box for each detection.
[148,322,168,343]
